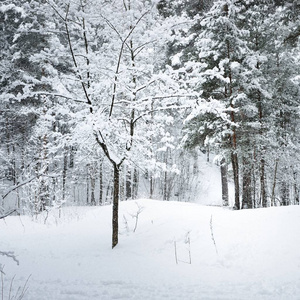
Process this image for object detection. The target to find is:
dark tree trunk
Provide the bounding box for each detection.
[163,170,167,201]
[39,133,49,211]
[256,88,267,208]
[62,146,68,201]
[105,184,111,204]
[90,174,96,206]
[150,174,154,199]
[261,158,267,207]
[163,149,169,201]
[99,160,103,205]
[220,157,229,206]
[225,34,239,209]
[281,180,290,206]
[231,151,240,209]
[271,159,278,206]
[252,165,257,208]
[206,145,210,162]
[132,168,138,199]
[12,145,16,185]
[242,157,252,209]
[86,171,89,205]
[293,171,299,205]
[69,146,76,168]
[126,167,132,200]
[112,163,120,249]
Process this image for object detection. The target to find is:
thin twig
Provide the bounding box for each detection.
[8,275,15,300]
[174,241,178,264]
[18,275,31,300]
[1,271,4,300]
[0,252,19,266]
[0,210,17,220]
[105,11,150,117]
[210,215,218,255]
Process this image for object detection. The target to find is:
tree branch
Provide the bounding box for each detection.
[133,104,192,125]
[1,176,38,200]
[138,93,198,103]
[0,251,19,265]
[284,28,300,44]
[64,4,93,113]
[33,92,87,103]
[133,40,156,57]
[0,209,17,220]
[104,11,150,118]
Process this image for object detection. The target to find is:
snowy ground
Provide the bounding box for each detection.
[1,200,300,300]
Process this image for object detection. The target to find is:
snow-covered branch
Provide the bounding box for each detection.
[33,92,87,104]
[0,251,19,266]
[133,104,192,125]
[1,176,38,201]
[106,10,150,118]
[0,209,17,220]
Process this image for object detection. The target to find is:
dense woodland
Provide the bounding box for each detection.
[1,0,300,246]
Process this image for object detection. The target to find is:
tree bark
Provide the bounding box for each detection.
[39,132,49,211]
[62,146,68,201]
[220,157,229,206]
[90,174,96,206]
[271,159,278,206]
[132,168,138,199]
[150,174,154,199]
[231,151,240,209]
[112,163,120,249]
[293,170,299,205]
[99,160,103,205]
[280,176,290,206]
[86,171,89,205]
[126,167,132,200]
[242,157,252,209]
[226,37,239,209]
[260,158,267,207]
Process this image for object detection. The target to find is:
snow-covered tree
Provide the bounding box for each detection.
[46,0,187,247]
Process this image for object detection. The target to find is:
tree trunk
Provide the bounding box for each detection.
[293,170,299,205]
[62,146,68,201]
[99,160,103,205]
[206,145,210,162]
[226,35,239,209]
[220,157,229,206]
[281,179,289,206]
[260,158,267,207]
[231,151,240,209]
[132,168,138,199]
[150,174,154,199]
[39,133,49,211]
[112,163,120,249]
[242,157,252,209]
[105,184,111,204]
[86,171,89,205]
[90,174,96,206]
[126,167,132,200]
[163,170,167,201]
[69,146,76,168]
[271,159,278,206]
[163,149,169,201]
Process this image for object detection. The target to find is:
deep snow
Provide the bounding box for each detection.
[1,200,300,300]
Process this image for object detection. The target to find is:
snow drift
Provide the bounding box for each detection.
[1,200,300,299]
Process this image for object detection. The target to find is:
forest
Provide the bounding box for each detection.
[1,0,300,247]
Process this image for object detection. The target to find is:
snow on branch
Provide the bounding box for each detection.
[0,209,17,220]
[0,172,59,203]
[1,176,38,201]
[99,10,150,118]
[32,92,87,104]
[0,251,19,266]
